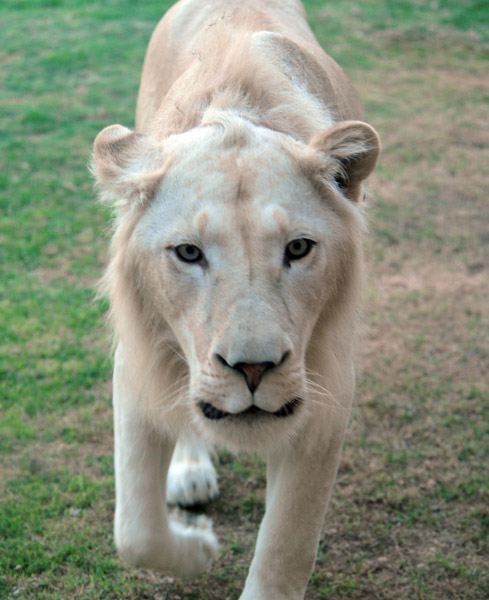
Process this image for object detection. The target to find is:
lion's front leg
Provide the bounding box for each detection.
[112,348,218,577]
[240,416,347,600]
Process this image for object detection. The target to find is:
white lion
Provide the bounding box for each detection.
[92,1,380,598]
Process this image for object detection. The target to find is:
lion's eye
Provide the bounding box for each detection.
[174,244,203,263]
[285,238,314,262]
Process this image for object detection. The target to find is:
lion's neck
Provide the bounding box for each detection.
[153,30,332,143]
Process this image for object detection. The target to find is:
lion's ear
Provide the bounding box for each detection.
[92,124,162,211]
[310,121,380,203]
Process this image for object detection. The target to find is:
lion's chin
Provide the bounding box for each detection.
[193,397,306,453]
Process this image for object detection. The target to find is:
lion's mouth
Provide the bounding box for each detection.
[198,398,301,421]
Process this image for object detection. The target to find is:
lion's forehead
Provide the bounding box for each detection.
[136,126,325,251]
[136,183,324,256]
[164,121,304,195]
[195,203,289,244]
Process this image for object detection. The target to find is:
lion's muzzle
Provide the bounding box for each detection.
[198,397,301,421]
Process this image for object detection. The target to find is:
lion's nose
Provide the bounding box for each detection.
[216,352,289,393]
[233,361,274,393]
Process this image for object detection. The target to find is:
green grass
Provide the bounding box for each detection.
[1,0,489,598]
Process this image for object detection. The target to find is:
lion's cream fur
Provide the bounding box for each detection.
[92,1,380,598]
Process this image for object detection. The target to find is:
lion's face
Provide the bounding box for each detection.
[94,118,379,447]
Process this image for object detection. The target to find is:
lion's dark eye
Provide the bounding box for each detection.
[334,172,348,189]
[284,238,315,262]
[174,244,203,263]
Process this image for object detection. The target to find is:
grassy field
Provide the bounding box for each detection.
[1,0,488,598]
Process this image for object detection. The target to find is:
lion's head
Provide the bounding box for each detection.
[93,115,379,449]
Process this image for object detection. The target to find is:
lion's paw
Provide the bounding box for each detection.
[167,456,218,507]
[169,517,219,577]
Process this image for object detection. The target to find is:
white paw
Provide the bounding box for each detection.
[167,458,219,506]
[169,517,219,577]
[115,511,218,577]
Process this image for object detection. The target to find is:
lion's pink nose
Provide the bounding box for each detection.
[215,351,290,393]
[233,361,274,394]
